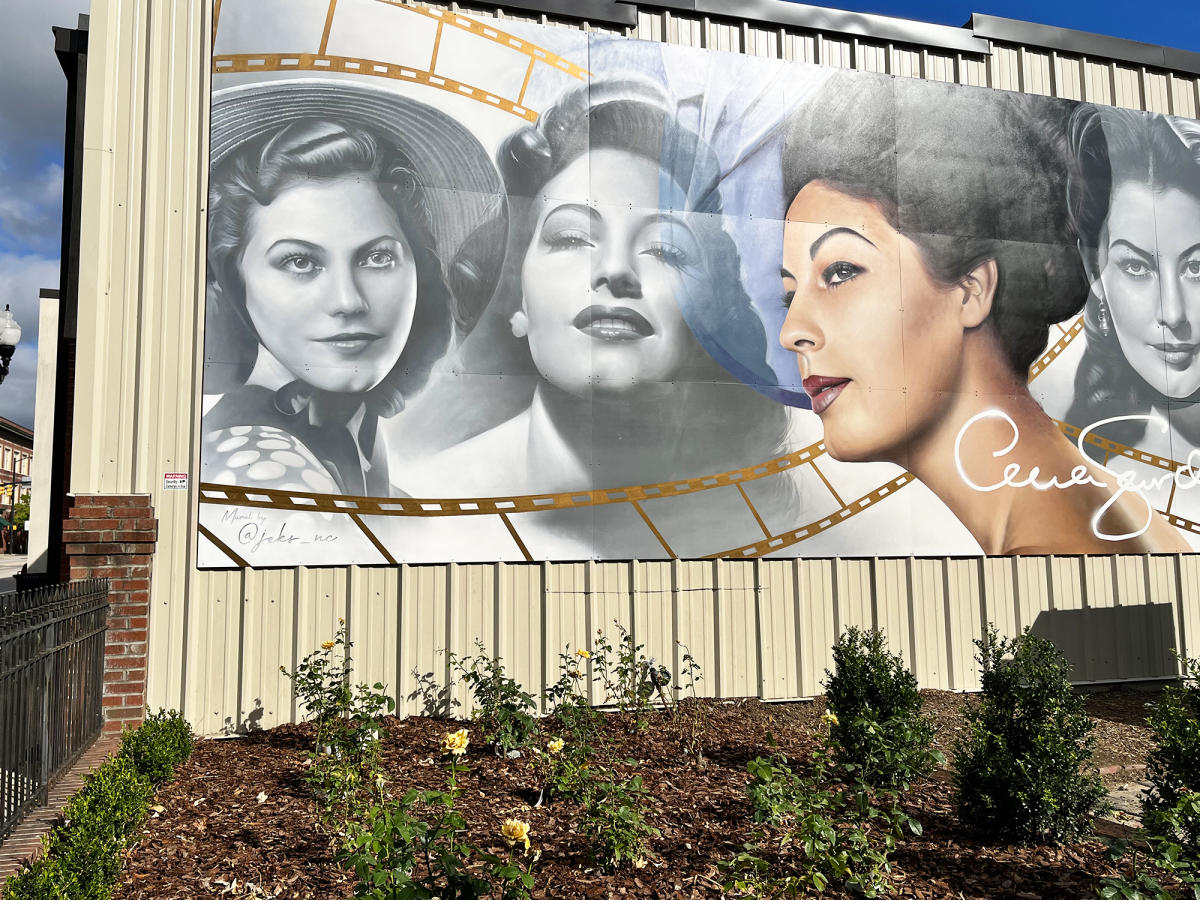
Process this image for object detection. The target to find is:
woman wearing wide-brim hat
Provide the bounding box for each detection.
[201,78,506,498]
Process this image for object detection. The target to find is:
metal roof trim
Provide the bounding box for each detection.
[970,13,1200,77]
[467,1,1200,77]
[657,0,990,54]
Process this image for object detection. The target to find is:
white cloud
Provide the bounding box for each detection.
[0,253,59,429]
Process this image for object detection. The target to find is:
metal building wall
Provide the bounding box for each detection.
[70,0,1200,735]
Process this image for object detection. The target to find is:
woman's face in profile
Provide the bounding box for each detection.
[518,147,708,402]
[779,182,967,464]
[1097,179,1200,399]
[239,176,419,395]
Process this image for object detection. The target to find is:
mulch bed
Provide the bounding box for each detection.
[113,686,1165,900]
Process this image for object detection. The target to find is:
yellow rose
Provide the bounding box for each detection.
[547,738,564,754]
[321,640,335,650]
[576,649,592,659]
[441,728,470,756]
[501,818,532,851]
[821,711,839,727]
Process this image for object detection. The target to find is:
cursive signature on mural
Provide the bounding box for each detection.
[954,410,1198,542]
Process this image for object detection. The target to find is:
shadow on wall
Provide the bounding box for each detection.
[1030,603,1180,683]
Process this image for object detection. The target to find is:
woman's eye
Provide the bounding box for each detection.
[360,249,396,269]
[642,242,690,266]
[822,261,863,288]
[782,289,796,308]
[544,230,593,250]
[1182,258,1200,282]
[279,254,320,276]
[1117,258,1153,278]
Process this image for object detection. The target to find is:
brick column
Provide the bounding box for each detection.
[62,494,158,733]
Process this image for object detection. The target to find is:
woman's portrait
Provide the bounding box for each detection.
[200,80,504,498]
[1065,105,1200,458]
[778,72,1187,554]
[398,78,791,557]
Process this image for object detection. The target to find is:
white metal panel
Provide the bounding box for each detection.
[857,42,888,75]
[891,46,920,78]
[1144,70,1172,113]
[1113,64,1143,108]
[1170,75,1199,118]
[990,44,1022,92]
[1021,47,1054,95]
[757,559,801,699]
[1053,54,1084,101]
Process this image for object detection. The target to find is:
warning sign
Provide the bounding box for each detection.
[163,472,189,491]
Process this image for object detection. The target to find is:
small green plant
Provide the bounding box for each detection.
[672,642,708,765]
[338,728,538,899]
[531,735,591,806]
[543,645,603,764]
[118,708,195,783]
[579,770,660,870]
[824,628,942,790]
[282,622,395,816]
[450,641,538,756]
[725,728,919,898]
[1143,654,1200,854]
[1097,791,1200,899]
[953,626,1106,844]
[592,623,665,732]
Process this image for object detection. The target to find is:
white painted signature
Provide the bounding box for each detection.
[954,411,1193,542]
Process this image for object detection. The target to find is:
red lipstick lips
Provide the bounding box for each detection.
[803,375,850,415]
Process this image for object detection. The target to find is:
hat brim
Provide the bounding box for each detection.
[209,78,506,280]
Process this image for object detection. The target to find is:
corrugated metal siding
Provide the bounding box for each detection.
[73,0,1200,735]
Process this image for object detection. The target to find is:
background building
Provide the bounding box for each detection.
[44,0,1200,735]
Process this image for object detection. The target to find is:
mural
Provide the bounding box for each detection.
[197,0,1200,566]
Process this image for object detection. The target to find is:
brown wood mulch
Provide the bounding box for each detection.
[112,687,1166,900]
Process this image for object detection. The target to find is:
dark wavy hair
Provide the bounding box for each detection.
[1065,105,1200,453]
[783,70,1089,376]
[204,118,452,417]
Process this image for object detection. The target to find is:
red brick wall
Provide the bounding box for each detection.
[62,494,158,733]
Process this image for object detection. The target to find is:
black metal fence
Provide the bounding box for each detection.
[0,579,109,843]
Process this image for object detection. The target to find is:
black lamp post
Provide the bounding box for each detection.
[0,304,21,385]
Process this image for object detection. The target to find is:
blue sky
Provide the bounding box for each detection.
[1,0,1197,432]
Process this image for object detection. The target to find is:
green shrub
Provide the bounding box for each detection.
[119,708,195,783]
[450,641,538,756]
[824,627,941,790]
[1143,654,1200,853]
[2,711,194,900]
[953,626,1105,844]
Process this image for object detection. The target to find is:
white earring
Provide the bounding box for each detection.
[510,310,528,339]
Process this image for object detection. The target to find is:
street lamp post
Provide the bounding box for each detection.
[0,305,22,385]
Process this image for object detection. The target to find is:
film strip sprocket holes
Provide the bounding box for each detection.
[212,2,588,123]
[1028,314,1084,382]
[199,436,890,563]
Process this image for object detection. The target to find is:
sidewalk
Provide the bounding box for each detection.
[0,554,29,593]
[0,733,122,879]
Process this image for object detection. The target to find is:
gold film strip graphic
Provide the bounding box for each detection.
[199,436,906,561]
[212,2,587,122]
[1028,314,1084,382]
[1055,419,1200,535]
